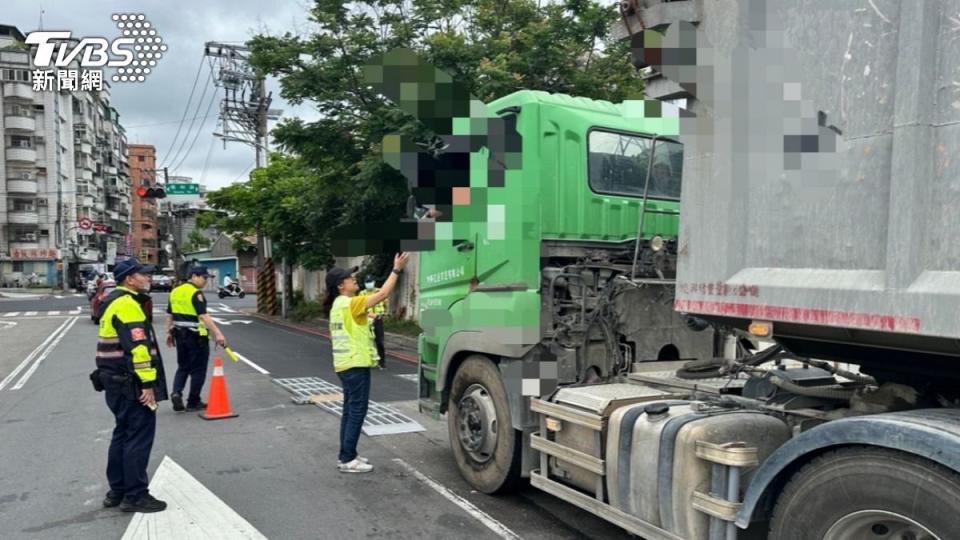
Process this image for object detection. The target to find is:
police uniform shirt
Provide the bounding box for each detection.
[166,289,208,316]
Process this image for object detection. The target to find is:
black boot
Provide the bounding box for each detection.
[103,491,124,508]
[171,392,184,412]
[120,493,167,513]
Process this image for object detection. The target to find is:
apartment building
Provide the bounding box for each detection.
[129,144,158,264]
[0,24,131,288]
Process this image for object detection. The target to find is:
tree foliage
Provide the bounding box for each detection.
[214,0,641,265]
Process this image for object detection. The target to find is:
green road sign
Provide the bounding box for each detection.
[165,183,200,195]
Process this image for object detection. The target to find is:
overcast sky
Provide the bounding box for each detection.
[5,0,321,190]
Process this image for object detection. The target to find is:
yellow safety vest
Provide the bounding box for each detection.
[358,288,387,317]
[170,282,208,337]
[330,295,378,372]
[97,286,159,386]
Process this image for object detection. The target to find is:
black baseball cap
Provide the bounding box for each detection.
[114,257,156,282]
[189,266,212,277]
[325,266,359,291]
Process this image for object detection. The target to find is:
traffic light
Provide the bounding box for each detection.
[137,185,166,199]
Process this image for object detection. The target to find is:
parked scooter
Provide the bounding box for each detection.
[218,283,245,299]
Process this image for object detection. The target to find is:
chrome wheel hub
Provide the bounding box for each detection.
[456,384,498,463]
[824,510,940,540]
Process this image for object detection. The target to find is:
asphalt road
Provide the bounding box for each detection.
[0,291,631,539]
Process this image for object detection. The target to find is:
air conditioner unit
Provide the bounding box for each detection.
[37,199,48,207]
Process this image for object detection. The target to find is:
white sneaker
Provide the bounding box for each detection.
[336,456,369,467]
[338,458,374,473]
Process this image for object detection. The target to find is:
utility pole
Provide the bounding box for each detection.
[204,42,281,315]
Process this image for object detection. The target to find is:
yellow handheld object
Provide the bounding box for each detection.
[224,347,240,362]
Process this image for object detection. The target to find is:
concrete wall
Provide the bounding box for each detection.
[285,252,421,321]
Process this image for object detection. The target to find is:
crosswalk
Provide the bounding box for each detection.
[0,305,246,318]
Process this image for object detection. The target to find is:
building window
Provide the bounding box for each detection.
[138,155,145,162]
[13,262,24,272]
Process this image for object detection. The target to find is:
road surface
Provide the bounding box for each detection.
[0,291,629,539]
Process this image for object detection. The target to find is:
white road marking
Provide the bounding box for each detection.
[122,456,267,540]
[24,311,37,316]
[0,321,15,330]
[232,352,270,375]
[47,311,60,316]
[207,307,220,314]
[217,303,237,313]
[12,316,79,390]
[69,307,82,314]
[392,458,522,540]
[2,312,19,317]
[54,295,64,299]
[211,317,252,326]
[0,317,73,391]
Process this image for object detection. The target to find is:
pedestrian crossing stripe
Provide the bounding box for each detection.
[273,377,425,436]
[1,308,85,317]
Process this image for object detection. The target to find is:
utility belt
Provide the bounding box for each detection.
[89,368,140,400]
[172,320,207,338]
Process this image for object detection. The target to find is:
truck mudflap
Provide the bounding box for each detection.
[736,408,960,529]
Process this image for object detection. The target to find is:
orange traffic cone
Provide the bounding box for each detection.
[200,356,238,420]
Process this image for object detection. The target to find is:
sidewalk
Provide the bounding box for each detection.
[245,310,420,364]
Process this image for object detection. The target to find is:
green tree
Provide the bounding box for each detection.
[243,0,641,262]
[205,153,340,270]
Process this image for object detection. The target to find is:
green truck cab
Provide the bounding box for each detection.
[416,90,715,493]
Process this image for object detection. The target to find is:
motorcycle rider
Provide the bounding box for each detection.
[222,273,239,294]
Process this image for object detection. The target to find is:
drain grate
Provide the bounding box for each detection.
[273,377,425,436]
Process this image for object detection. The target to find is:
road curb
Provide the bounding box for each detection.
[245,311,419,365]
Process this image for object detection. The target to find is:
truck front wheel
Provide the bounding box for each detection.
[769,447,960,540]
[447,355,522,494]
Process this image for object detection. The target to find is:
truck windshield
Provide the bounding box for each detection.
[588,130,683,200]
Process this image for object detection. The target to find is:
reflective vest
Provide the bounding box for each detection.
[330,295,377,372]
[170,282,208,337]
[358,288,387,317]
[97,286,161,387]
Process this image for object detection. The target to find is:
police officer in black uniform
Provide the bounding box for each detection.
[92,258,168,513]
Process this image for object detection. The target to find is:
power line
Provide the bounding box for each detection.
[170,86,219,174]
[164,64,214,170]
[158,56,206,168]
[198,132,216,185]
[125,113,219,129]
[229,161,256,183]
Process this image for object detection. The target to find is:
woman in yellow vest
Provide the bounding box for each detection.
[323,252,409,473]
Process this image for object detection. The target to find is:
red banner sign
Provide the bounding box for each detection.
[10,248,58,260]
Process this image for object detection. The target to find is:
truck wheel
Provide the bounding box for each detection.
[769,447,960,540]
[447,355,522,494]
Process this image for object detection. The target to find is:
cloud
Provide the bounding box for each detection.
[4,0,320,190]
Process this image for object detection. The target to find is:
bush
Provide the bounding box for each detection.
[383,316,422,338]
[290,300,325,322]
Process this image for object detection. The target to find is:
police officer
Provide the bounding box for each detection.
[357,276,388,369]
[95,258,168,513]
[165,266,227,412]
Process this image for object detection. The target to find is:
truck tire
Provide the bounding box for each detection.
[769,447,960,540]
[447,355,523,494]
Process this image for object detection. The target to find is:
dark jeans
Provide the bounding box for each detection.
[105,390,156,501]
[373,318,386,367]
[337,367,371,463]
[173,331,210,406]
